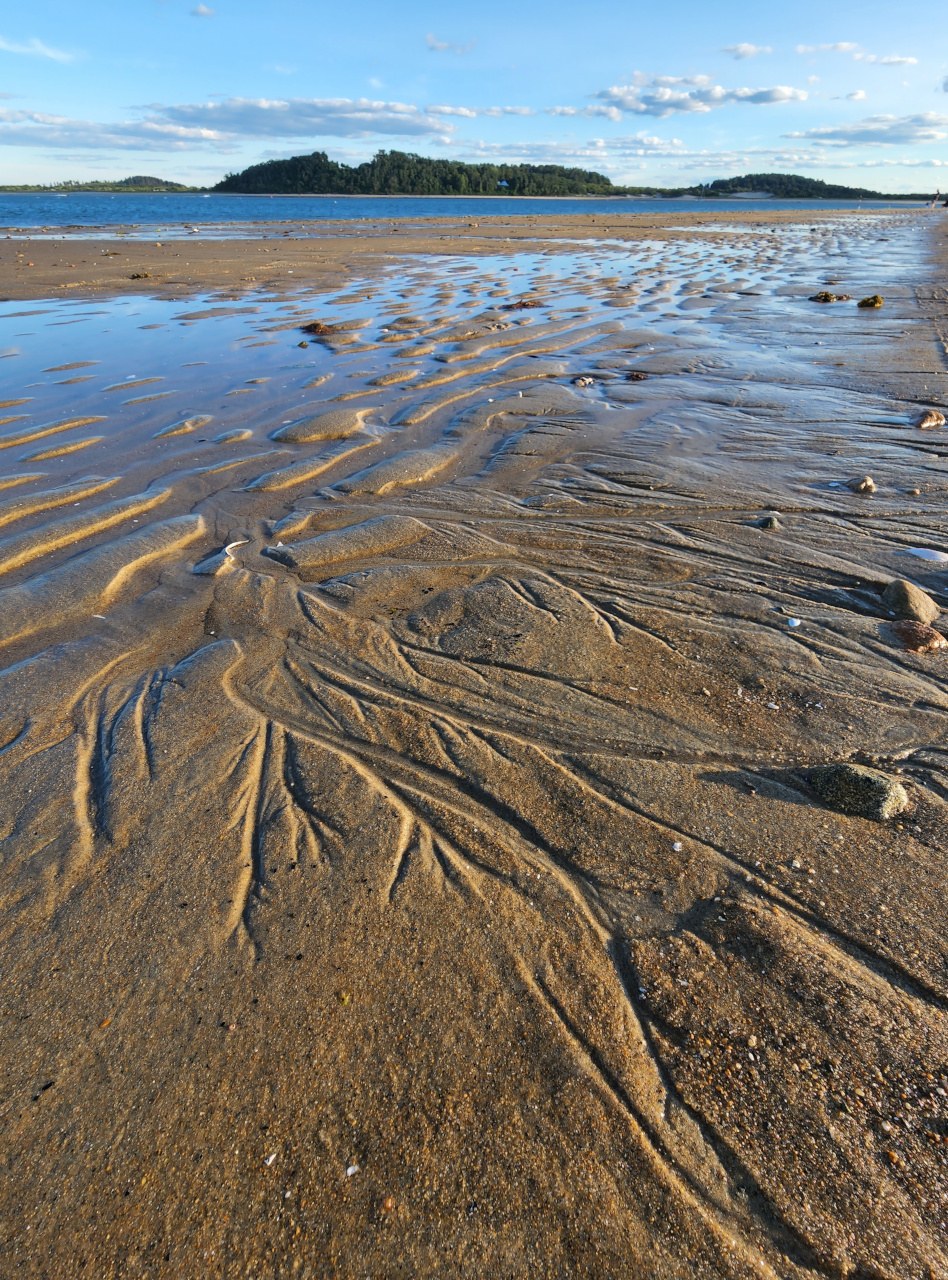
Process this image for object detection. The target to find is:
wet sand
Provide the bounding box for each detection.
[0,209,947,1278]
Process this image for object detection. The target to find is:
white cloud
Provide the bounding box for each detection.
[590,74,807,118]
[0,35,73,62]
[191,4,215,15]
[158,96,456,139]
[427,104,534,118]
[0,96,465,152]
[846,90,867,100]
[723,44,772,60]
[425,33,475,55]
[786,112,948,145]
[859,54,917,66]
[795,42,916,65]
[0,108,227,151]
[796,42,859,55]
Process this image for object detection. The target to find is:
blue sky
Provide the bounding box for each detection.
[1,0,946,189]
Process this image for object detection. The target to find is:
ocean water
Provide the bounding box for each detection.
[0,190,926,235]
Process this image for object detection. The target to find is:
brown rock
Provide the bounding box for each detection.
[846,475,876,494]
[917,409,946,429]
[882,579,939,624]
[890,620,948,653]
[857,294,884,309]
[809,763,909,820]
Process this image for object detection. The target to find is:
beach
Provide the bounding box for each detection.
[0,207,946,1278]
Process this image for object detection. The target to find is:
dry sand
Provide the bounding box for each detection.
[0,209,947,1278]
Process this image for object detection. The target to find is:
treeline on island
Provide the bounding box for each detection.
[214,151,627,196]
[695,172,906,201]
[1,176,196,193]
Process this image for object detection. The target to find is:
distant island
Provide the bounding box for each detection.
[0,176,199,193]
[0,156,937,201]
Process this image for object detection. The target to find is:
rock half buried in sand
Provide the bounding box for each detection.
[271,408,379,444]
[846,475,876,494]
[757,514,781,530]
[882,579,940,624]
[264,515,430,576]
[857,295,884,309]
[890,620,948,653]
[809,763,909,821]
[917,409,947,430]
[808,291,852,303]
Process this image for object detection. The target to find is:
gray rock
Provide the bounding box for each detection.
[808,763,909,821]
[757,514,781,530]
[882,579,939,625]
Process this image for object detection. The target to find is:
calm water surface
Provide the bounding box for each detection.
[0,192,927,236]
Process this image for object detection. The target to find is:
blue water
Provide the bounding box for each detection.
[0,191,926,235]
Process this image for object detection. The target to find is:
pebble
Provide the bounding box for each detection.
[846,476,876,494]
[757,514,780,530]
[808,291,851,303]
[882,579,939,625]
[808,763,909,821]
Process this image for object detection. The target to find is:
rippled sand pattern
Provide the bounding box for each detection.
[1,212,948,1278]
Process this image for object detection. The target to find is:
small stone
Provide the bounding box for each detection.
[857,294,884,309]
[890,620,948,653]
[809,763,909,821]
[808,291,851,303]
[846,475,875,494]
[882,579,939,625]
[917,409,946,429]
[572,376,595,387]
[757,514,780,530]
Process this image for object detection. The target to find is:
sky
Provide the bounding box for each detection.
[1,0,946,191]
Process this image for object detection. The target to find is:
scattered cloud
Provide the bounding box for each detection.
[191,4,215,15]
[427,104,534,118]
[943,76,948,92]
[265,64,297,75]
[0,35,73,62]
[0,96,463,152]
[795,42,917,65]
[785,112,948,145]
[796,42,859,55]
[723,44,772,60]
[425,33,475,55]
[0,108,227,151]
[846,90,867,101]
[586,74,807,119]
